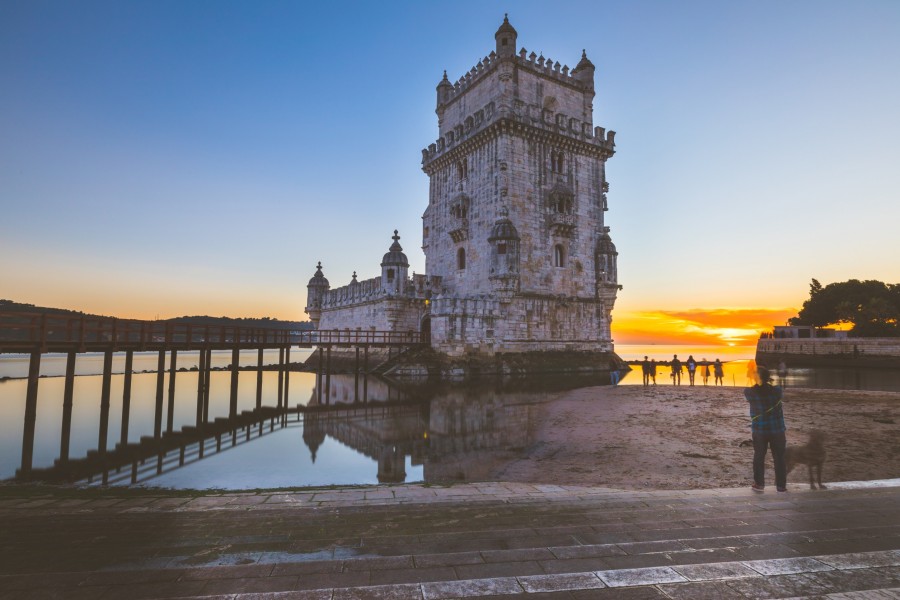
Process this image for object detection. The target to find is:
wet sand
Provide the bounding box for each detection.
[492,385,900,490]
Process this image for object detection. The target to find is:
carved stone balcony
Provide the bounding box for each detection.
[448,217,469,243]
[548,213,576,237]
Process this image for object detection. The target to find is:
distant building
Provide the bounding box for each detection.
[306,17,620,360]
[770,326,848,340]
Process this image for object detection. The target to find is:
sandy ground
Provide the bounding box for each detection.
[492,385,900,490]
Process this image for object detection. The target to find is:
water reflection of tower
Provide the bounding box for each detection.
[303,387,326,463]
[378,446,406,483]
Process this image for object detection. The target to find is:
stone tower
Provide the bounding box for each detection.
[421,16,619,356]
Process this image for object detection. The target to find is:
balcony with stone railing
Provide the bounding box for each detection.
[548,213,576,237]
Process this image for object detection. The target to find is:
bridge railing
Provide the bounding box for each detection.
[0,311,425,351]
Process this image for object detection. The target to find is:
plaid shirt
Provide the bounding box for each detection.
[744,384,785,433]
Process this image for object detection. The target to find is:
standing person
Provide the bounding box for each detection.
[744,366,787,492]
[700,359,711,386]
[713,358,724,385]
[641,356,651,387]
[777,360,788,388]
[610,364,620,386]
[650,359,658,385]
[686,355,697,386]
[670,355,682,385]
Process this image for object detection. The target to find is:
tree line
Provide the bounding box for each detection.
[789,279,900,337]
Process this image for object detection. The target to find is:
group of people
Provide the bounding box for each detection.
[640,355,724,386]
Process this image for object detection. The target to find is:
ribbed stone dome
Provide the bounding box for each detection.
[489,207,520,241]
[597,232,617,254]
[307,262,329,287]
[381,230,409,267]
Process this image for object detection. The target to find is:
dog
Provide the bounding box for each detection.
[785,430,827,489]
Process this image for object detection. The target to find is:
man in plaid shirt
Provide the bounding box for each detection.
[744,365,786,492]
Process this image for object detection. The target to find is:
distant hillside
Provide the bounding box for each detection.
[0,300,313,330]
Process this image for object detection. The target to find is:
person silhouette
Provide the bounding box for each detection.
[700,358,711,385]
[641,356,651,386]
[713,358,724,385]
[670,355,682,385]
[686,355,697,386]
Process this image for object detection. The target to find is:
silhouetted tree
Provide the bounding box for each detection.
[789,279,899,337]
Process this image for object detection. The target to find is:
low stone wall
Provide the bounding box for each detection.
[756,338,900,368]
[387,348,629,382]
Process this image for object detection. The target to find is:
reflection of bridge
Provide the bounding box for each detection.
[1,311,425,479]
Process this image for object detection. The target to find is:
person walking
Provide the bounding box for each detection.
[713,358,724,385]
[670,355,682,385]
[686,355,697,386]
[650,359,658,385]
[744,366,787,492]
[641,356,651,387]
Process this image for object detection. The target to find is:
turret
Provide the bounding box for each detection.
[488,207,521,301]
[494,14,517,57]
[380,230,409,295]
[305,262,330,328]
[436,70,453,110]
[573,49,595,90]
[596,229,619,289]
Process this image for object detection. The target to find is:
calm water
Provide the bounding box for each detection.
[2,346,897,489]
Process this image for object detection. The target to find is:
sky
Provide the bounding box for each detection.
[2,0,899,347]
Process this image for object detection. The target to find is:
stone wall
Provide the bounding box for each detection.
[757,338,900,368]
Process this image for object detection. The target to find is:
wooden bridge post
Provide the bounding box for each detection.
[60,351,76,463]
[284,346,291,408]
[154,351,165,438]
[120,350,134,447]
[166,350,178,433]
[317,347,324,403]
[203,347,212,422]
[325,346,331,404]
[354,347,360,402]
[256,348,263,409]
[277,347,284,408]
[229,347,239,418]
[98,350,113,453]
[19,350,41,476]
[195,347,206,427]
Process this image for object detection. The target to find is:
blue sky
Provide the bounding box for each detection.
[2,1,899,338]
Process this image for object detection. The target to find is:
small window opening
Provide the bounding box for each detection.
[457,248,466,270]
[553,244,565,267]
[387,268,395,282]
[497,242,507,255]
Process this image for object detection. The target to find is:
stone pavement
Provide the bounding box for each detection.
[1,479,899,599]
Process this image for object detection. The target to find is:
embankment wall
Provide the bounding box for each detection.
[756,338,900,368]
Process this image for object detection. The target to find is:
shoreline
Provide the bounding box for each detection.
[488,385,900,490]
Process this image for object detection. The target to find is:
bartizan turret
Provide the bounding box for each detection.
[305,262,330,327]
[380,230,409,295]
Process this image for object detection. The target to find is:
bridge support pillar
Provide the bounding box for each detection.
[167,350,178,433]
[154,351,165,438]
[60,351,76,463]
[256,348,263,409]
[284,346,291,408]
[98,349,113,453]
[120,350,133,446]
[229,347,239,418]
[19,350,41,477]
[277,347,284,408]
[195,347,206,427]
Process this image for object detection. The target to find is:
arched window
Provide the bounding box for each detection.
[457,247,466,270]
[550,150,565,174]
[456,159,468,180]
[386,268,395,282]
[553,244,565,267]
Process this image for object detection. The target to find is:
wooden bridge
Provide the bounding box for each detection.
[0,311,428,480]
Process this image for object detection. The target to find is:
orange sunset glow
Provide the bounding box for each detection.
[612,308,798,346]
